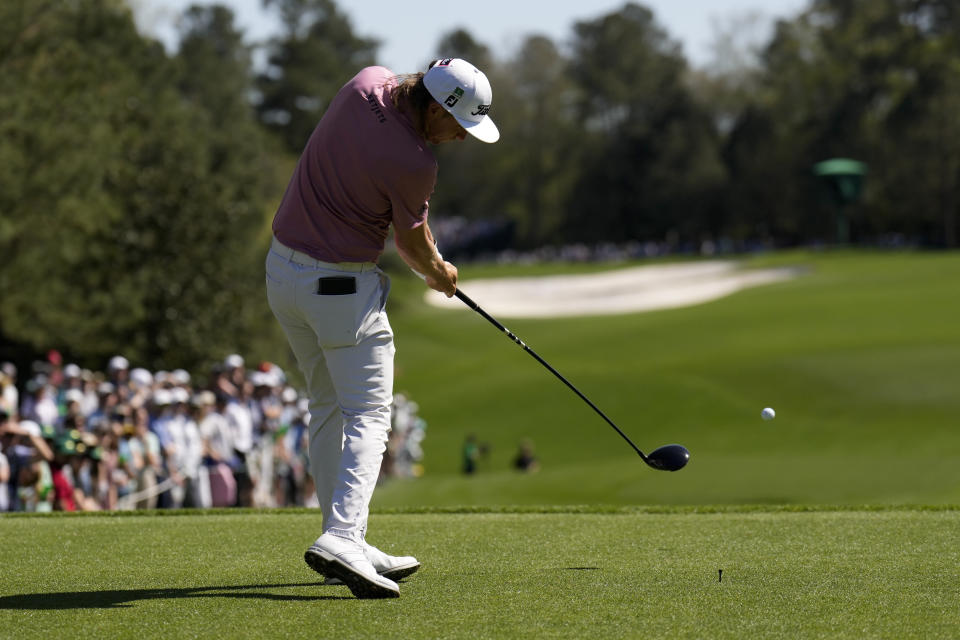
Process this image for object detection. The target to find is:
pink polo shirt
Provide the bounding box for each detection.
[272,67,437,263]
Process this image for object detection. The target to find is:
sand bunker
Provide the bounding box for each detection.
[424,260,799,318]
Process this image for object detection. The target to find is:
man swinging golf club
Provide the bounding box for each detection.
[266,58,499,598]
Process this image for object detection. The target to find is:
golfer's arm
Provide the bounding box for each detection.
[394,222,442,275]
[394,222,457,295]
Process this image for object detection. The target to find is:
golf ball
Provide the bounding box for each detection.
[761,407,776,421]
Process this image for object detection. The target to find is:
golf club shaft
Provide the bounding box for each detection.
[454,289,648,461]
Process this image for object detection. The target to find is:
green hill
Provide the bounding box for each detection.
[375,250,960,507]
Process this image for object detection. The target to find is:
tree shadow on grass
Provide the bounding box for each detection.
[0,581,353,609]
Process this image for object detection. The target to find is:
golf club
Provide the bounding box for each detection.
[455,289,690,472]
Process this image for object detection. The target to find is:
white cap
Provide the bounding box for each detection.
[191,390,216,407]
[171,387,190,404]
[171,369,191,385]
[281,387,298,404]
[257,372,281,388]
[64,388,85,405]
[153,389,172,406]
[266,363,286,385]
[224,354,244,369]
[263,373,280,388]
[108,355,129,371]
[63,363,82,378]
[424,58,499,143]
[19,420,41,437]
[130,368,153,388]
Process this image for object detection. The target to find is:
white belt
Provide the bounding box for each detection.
[271,237,378,273]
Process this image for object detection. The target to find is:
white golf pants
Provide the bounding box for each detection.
[266,238,393,544]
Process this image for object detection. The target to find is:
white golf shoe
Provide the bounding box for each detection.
[316,542,420,585]
[304,533,399,599]
[364,543,421,581]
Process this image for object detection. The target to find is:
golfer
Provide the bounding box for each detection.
[266,58,499,598]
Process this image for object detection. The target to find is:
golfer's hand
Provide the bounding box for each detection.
[426,261,458,297]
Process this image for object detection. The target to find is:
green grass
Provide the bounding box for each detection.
[5,251,959,637]
[374,250,960,506]
[2,507,958,639]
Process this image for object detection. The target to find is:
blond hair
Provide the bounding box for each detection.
[390,61,442,137]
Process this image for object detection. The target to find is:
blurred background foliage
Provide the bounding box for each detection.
[1,0,958,375]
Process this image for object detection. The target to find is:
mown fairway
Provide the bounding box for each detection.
[376,251,960,507]
[2,508,958,639]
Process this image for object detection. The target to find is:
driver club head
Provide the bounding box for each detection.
[644,444,690,471]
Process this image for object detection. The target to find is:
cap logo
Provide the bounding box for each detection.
[437,58,453,66]
[444,86,464,107]
[471,104,490,116]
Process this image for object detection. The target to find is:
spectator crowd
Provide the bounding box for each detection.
[0,352,426,513]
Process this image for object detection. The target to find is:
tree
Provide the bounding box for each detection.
[493,35,580,246]
[430,33,580,248]
[426,29,514,253]
[0,0,284,372]
[176,4,254,123]
[723,0,960,245]
[563,3,725,247]
[257,0,378,153]
[865,0,960,246]
[433,28,494,71]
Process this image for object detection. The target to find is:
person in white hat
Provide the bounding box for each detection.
[107,355,130,391]
[267,57,499,598]
[0,363,19,419]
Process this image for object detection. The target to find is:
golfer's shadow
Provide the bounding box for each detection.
[0,581,351,609]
